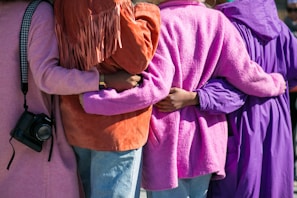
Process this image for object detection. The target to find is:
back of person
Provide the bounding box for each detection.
[0,3,78,197]
[53,0,161,197]
[207,0,297,197]
[54,0,161,152]
[141,0,285,194]
[0,1,102,197]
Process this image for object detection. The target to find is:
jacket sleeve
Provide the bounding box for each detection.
[80,31,175,115]
[213,13,286,97]
[28,2,99,95]
[105,2,161,74]
[81,56,171,115]
[197,78,246,114]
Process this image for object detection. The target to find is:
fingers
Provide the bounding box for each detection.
[131,75,142,83]
[155,98,177,112]
[169,87,179,93]
[128,74,142,88]
[154,103,175,112]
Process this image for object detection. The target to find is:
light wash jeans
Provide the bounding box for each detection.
[74,146,142,198]
[146,174,212,198]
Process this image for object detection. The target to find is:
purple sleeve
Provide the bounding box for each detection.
[197,78,246,114]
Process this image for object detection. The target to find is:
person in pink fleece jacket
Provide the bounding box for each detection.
[79,0,286,197]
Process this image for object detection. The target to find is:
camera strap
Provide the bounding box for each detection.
[19,0,44,110]
[7,0,54,170]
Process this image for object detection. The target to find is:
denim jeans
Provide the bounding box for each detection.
[74,146,142,198]
[146,174,211,198]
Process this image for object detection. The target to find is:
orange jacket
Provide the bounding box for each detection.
[55,1,160,151]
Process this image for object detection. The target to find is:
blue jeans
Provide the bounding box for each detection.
[146,174,211,198]
[74,146,142,198]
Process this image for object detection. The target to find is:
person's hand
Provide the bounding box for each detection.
[155,87,198,112]
[105,70,142,92]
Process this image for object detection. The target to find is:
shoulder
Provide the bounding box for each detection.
[30,1,54,33]
[32,1,54,23]
[27,1,57,53]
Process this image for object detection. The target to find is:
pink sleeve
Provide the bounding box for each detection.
[213,14,285,97]
[28,3,99,95]
[81,51,172,115]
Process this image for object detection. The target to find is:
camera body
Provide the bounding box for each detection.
[10,111,52,152]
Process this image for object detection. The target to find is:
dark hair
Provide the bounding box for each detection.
[287,7,297,13]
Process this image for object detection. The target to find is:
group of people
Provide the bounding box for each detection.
[0,1,297,198]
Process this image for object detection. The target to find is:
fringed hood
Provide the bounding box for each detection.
[54,0,133,70]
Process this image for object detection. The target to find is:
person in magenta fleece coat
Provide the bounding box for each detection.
[79,0,286,197]
[156,0,297,197]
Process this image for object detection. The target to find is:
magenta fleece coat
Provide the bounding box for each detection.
[0,2,99,197]
[81,0,286,191]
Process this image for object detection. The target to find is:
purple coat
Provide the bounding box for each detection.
[202,1,297,198]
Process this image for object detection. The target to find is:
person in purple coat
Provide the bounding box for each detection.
[158,0,297,197]
[209,1,297,197]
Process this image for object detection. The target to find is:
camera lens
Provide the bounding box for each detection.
[35,124,52,141]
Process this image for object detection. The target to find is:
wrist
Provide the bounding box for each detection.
[188,92,199,106]
[195,93,200,108]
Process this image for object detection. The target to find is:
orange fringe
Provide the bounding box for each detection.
[55,0,133,71]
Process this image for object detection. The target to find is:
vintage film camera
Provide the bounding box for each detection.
[10,111,52,152]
